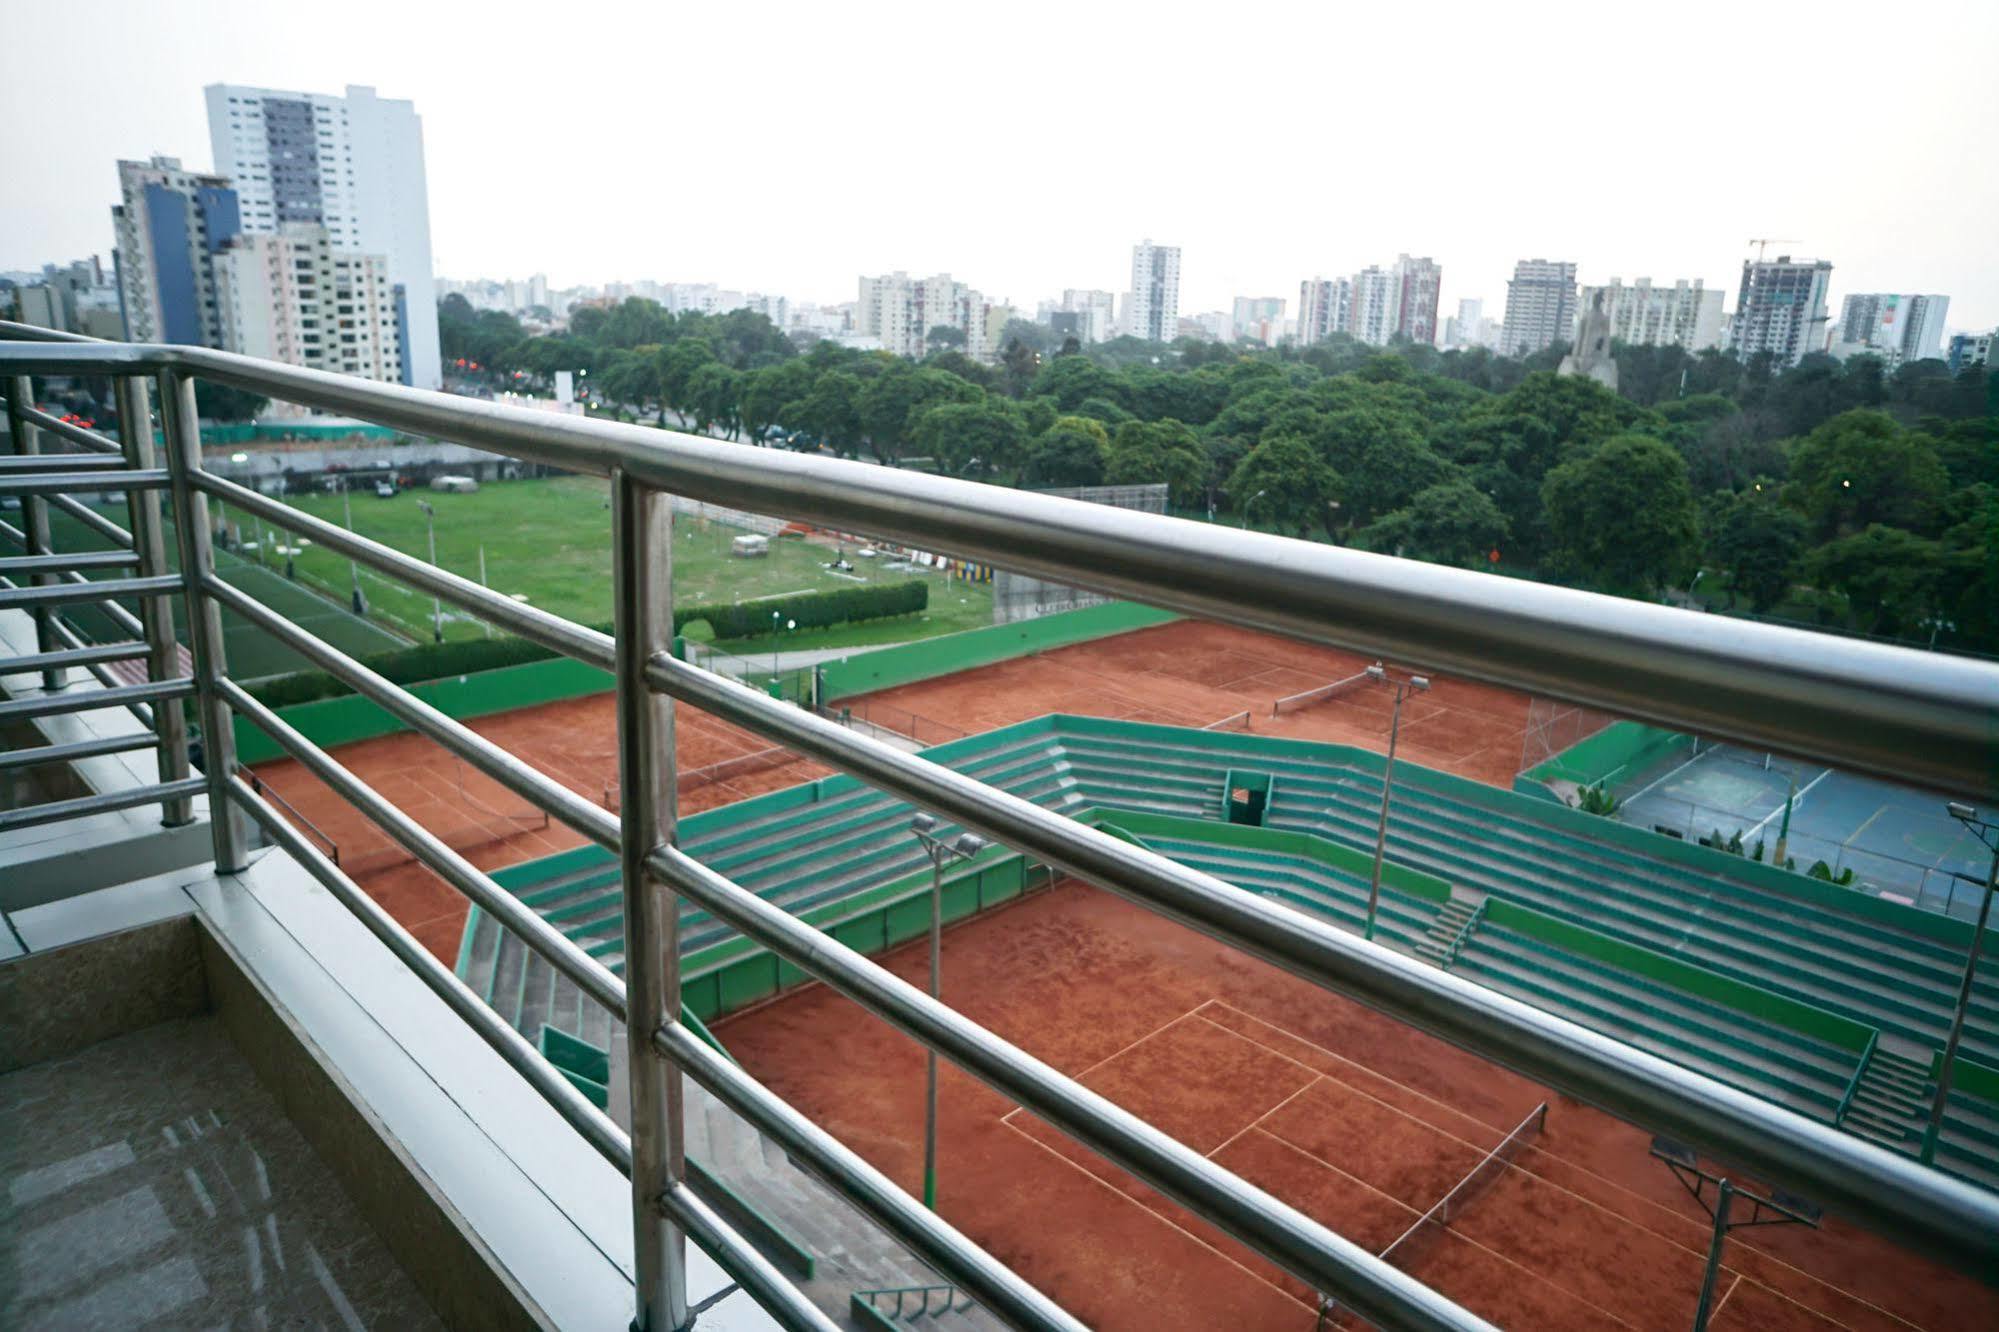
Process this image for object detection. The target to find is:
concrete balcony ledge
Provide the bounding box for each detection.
[1,844,777,1330]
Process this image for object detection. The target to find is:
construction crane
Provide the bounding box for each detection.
[1747,238,1800,263]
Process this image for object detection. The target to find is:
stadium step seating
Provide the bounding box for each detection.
[454,713,1999,1196]
[1453,922,1858,1120]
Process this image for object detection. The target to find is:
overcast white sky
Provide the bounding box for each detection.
[4,0,1996,331]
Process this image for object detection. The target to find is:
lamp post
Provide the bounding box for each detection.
[1364,664,1429,941]
[1922,802,1999,1164]
[1241,488,1267,530]
[908,813,987,1210]
[770,613,795,690]
[417,499,442,642]
[341,477,366,614]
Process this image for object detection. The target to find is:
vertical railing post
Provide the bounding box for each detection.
[6,374,63,690]
[158,371,248,872]
[611,467,688,1332]
[117,375,193,826]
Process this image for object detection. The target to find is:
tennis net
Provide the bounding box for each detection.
[1271,664,1381,718]
[1381,1100,1547,1269]
[1318,1101,1546,1328]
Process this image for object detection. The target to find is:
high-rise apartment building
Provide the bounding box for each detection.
[1297,277,1352,345]
[1729,256,1831,368]
[1578,278,1725,352]
[1444,298,1502,350]
[111,156,241,347]
[1392,255,1443,347]
[1342,255,1442,347]
[856,272,994,360]
[1231,296,1286,347]
[1055,289,1118,343]
[1500,259,1578,358]
[1834,293,1949,368]
[1946,330,1993,376]
[205,83,440,388]
[1349,265,1401,346]
[1123,241,1180,343]
[215,223,403,384]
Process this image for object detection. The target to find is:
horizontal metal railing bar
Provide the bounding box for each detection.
[45,493,135,548]
[0,550,142,574]
[0,731,160,773]
[0,451,128,472]
[193,469,618,670]
[658,1024,1086,1332]
[658,1183,840,1332]
[0,776,206,834]
[0,574,181,609]
[1,639,149,673]
[642,651,1999,1282]
[647,845,1490,1332]
[3,338,1989,800]
[9,403,126,454]
[215,675,628,1021]
[41,613,154,728]
[200,572,620,853]
[222,776,635,1172]
[0,676,190,722]
[0,468,171,495]
[184,457,1999,1283]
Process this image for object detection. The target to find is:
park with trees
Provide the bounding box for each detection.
[438,293,1999,658]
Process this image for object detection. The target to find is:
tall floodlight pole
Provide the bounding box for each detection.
[418,499,442,642]
[1365,664,1429,941]
[341,478,366,613]
[908,813,987,1210]
[1923,802,1999,1164]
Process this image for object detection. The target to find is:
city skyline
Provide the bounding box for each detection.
[2,1,1996,332]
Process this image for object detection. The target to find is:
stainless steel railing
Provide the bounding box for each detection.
[3,324,1996,1331]
[1,366,193,830]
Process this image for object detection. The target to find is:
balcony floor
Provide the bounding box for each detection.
[1,1013,437,1329]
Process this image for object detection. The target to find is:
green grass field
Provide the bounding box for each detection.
[269,475,993,651]
[7,502,407,680]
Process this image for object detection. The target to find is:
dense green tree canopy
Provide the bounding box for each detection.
[433,292,1999,657]
[1542,433,1699,596]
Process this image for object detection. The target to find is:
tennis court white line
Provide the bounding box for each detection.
[998,999,1221,1127]
[1620,742,1706,807]
[1747,765,1834,843]
[995,1116,1317,1315]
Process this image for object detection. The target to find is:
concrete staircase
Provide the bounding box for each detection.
[1413,890,1485,968]
[1840,1036,1933,1152]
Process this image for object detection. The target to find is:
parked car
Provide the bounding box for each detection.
[374,480,397,498]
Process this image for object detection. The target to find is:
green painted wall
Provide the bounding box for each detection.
[818,601,1179,699]
[234,654,613,764]
[1519,718,1691,792]
[1484,898,1876,1051]
[1093,807,1454,904]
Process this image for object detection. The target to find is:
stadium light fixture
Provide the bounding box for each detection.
[907,816,994,1211]
[417,500,442,642]
[1365,669,1429,940]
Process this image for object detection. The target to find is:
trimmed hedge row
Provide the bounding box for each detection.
[673,580,926,639]
[244,579,929,709]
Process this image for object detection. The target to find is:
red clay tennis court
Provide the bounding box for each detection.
[712,878,1996,1331]
[849,619,1536,787]
[245,692,828,960]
